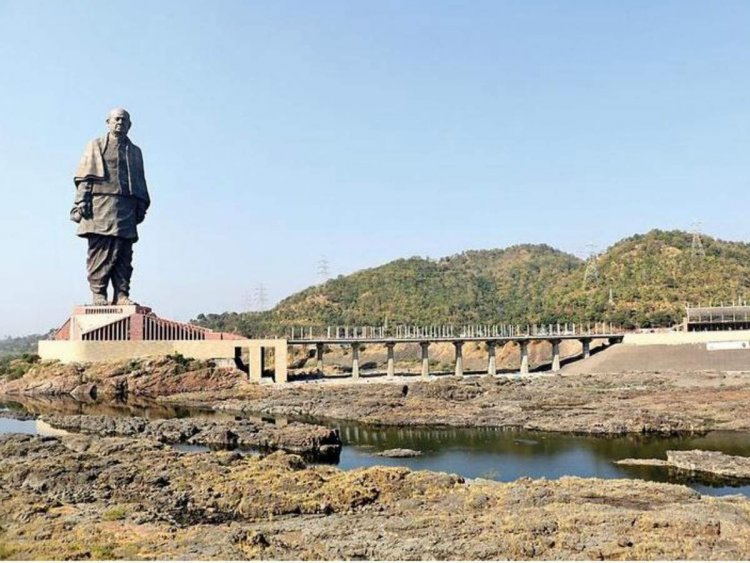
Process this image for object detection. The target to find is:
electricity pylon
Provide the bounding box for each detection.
[583,244,600,289]
[690,221,705,259]
[317,255,330,282]
[254,283,268,311]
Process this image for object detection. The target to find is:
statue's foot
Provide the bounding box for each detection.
[92,292,108,306]
[114,294,135,306]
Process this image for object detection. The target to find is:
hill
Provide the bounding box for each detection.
[550,230,750,327]
[0,334,45,357]
[194,230,750,336]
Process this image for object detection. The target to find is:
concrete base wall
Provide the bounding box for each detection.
[38,339,288,383]
[623,330,750,346]
[562,342,750,373]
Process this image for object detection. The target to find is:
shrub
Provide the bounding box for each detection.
[102,505,128,521]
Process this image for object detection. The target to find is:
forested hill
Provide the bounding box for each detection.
[194,230,750,336]
[0,334,45,357]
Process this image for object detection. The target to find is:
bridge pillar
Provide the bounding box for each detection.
[487,341,497,376]
[519,340,529,375]
[420,342,430,378]
[580,338,591,359]
[351,343,360,379]
[386,342,395,378]
[550,339,561,372]
[274,343,288,384]
[316,343,324,373]
[454,341,464,377]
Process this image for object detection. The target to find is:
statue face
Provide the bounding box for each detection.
[106,109,131,136]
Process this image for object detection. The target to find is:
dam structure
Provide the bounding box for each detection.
[287,323,624,378]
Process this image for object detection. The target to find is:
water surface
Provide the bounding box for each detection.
[2,396,749,497]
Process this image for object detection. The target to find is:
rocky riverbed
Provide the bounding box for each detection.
[35,413,341,461]
[2,432,750,560]
[178,370,750,436]
[3,358,750,436]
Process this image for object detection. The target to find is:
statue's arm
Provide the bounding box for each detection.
[133,145,150,224]
[71,139,101,223]
[136,200,147,224]
[70,180,93,223]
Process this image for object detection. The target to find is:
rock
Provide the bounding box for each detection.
[39,413,341,461]
[616,458,669,468]
[617,450,750,480]
[374,448,422,458]
[667,450,750,479]
[69,383,97,401]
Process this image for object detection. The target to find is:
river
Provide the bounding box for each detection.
[2,396,749,497]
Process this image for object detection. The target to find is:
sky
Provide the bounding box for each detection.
[1,1,749,336]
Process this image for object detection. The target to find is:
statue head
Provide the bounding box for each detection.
[106,108,131,137]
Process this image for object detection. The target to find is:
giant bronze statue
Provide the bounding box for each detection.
[71,108,150,306]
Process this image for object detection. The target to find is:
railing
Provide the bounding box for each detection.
[82,317,131,341]
[143,316,210,341]
[289,322,622,341]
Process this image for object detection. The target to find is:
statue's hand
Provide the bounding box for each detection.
[81,199,93,219]
[70,206,83,223]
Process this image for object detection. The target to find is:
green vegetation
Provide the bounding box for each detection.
[90,544,117,560]
[166,352,193,374]
[0,334,45,358]
[0,353,40,381]
[189,230,750,335]
[102,505,129,521]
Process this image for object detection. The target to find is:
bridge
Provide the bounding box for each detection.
[287,322,625,378]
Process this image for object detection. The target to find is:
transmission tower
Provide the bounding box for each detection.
[690,221,705,259]
[583,244,600,289]
[317,255,330,282]
[253,283,268,311]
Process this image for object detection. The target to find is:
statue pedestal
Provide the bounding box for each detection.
[38,305,289,384]
[63,304,153,341]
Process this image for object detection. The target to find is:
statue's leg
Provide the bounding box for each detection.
[111,238,134,304]
[86,235,114,304]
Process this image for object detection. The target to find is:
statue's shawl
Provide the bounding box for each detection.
[74,136,150,204]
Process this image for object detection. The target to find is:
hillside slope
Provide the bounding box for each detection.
[195,244,581,335]
[195,230,750,336]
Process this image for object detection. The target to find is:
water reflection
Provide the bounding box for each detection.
[3,395,750,497]
[0,416,69,437]
[0,394,227,421]
[331,421,750,496]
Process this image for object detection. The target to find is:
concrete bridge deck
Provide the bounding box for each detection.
[287,326,625,379]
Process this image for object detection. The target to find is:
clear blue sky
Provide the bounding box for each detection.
[1,1,749,336]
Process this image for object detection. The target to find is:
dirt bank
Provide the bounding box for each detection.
[563,343,750,374]
[1,433,749,560]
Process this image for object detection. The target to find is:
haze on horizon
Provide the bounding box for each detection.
[1,0,749,337]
